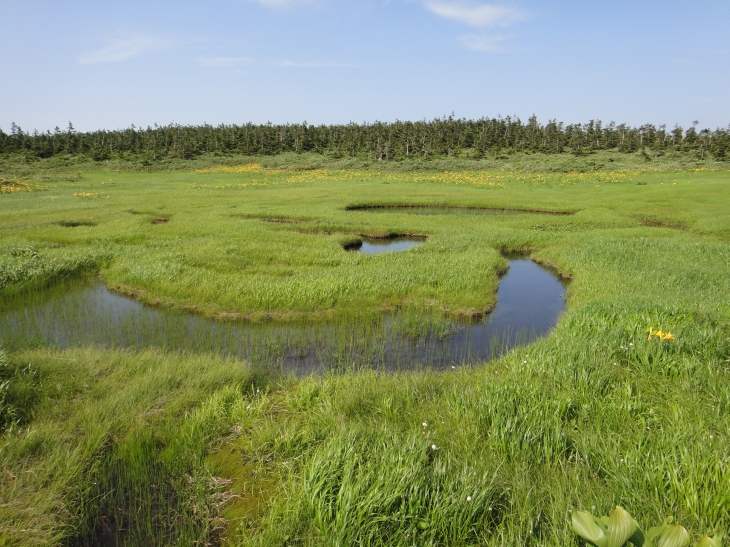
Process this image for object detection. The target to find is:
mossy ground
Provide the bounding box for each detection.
[1,158,729,546]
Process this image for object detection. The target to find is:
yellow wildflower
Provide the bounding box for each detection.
[647,327,675,341]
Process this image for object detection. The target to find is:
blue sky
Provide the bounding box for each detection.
[2,0,729,133]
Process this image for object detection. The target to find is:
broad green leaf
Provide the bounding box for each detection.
[695,536,721,547]
[646,518,673,545]
[629,520,646,547]
[572,511,608,547]
[595,515,609,532]
[655,525,690,547]
[607,506,638,547]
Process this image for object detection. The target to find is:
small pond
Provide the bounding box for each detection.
[0,258,566,375]
[349,206,525,216]
[351,237,425,254]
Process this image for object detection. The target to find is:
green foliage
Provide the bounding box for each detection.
[0,245,112,296]
[0,348,41,432]
[2,117,730,163]
[1,164,729,546]
[0,348,276,547]
[571,508,722,547]
[0,348,14,431]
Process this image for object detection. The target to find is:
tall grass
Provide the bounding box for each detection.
[0,348,275,546]
[0,245,111,296]
[218,303,729,546]
[3,163,729,319]
[0,162,729,546]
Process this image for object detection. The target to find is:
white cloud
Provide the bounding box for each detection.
[200,56,255,67]
[424,2,525,28]
[459,33,508,51]
[79,34,180,64]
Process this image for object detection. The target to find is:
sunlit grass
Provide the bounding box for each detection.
[0,160,729,546]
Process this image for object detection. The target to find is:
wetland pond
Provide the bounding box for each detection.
[346,205,574,216]
[0,257,566,375]
[349,237,425,254]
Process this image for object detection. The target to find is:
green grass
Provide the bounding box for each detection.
[0,158,729,546]
[0,347,274,546]
[0,148,724,175]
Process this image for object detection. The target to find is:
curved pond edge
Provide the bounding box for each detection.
[0,254,568,375]
[342,233,428,252]
[345,204,576,215]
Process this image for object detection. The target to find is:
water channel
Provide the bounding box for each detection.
[0,255,566,375]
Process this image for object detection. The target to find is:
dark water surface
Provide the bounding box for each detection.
[0,258,566,374]
[355,237,425,254]
[350,206,524,216]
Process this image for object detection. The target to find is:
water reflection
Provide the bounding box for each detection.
[353,237,425,254]
[350,206,523,216]
[0,258,566,374]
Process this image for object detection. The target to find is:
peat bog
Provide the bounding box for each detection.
[1,163,729,547]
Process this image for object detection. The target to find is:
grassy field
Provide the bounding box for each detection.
[1,157,729,546]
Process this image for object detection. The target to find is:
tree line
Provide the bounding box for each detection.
[1,115,728,162]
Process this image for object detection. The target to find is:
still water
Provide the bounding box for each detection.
[353,237,425,254]
[349,206,524,216]
[0,258,566,375]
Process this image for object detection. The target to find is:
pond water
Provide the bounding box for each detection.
[349,206,524,216]
[0,258,566,375]
[352,237,425,254]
